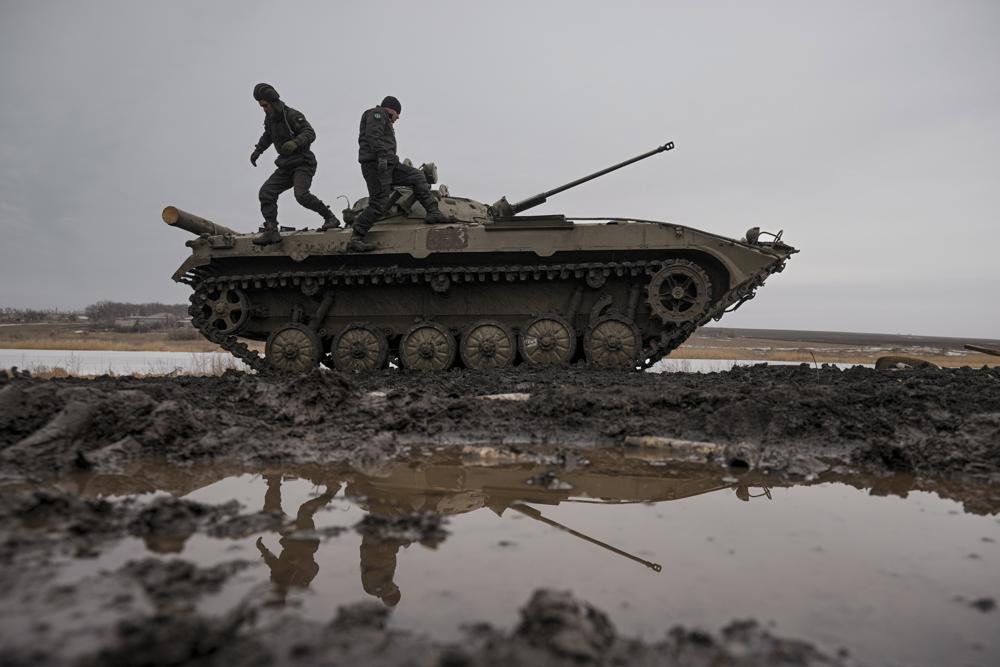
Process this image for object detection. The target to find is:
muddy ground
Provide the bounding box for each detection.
[2,364,999,665]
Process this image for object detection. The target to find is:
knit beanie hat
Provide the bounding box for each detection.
[380,95,401,113]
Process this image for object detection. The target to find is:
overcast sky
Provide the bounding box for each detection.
[1,0,997,337]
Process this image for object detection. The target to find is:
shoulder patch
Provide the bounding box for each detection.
[373,111,381,119]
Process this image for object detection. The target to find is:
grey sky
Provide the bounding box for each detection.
[1,0,997,337]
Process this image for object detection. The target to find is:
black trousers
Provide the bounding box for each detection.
[353,161,437,235]
[259,164,332,222]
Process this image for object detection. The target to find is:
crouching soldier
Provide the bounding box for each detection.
[250,83,340,245]
[346,96,448,253]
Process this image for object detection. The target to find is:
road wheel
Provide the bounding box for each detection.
[265,324,323,373]
[332,324,388,372]
[584,316,641,369]
[647,260,712,324]
[460,320,516,369]
[519,315,576,366]
[400,321,456,371]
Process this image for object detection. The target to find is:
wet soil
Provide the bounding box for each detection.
[2,365,999,665]
[3,364,1000,482]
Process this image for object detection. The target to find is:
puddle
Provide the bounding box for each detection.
[8,453,1000,666]
[0,348,247,375]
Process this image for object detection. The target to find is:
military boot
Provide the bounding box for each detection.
[253,220,282,246]
[320,211,342,231]
[423,206,450,224]
[345,231,375,253]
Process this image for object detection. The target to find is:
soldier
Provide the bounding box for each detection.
[346,95,449,253]
[250,83,340,245]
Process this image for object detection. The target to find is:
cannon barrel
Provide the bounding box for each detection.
[505,141,675,216]
[162,206,237,236]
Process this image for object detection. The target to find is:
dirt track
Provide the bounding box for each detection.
[2,365,999,666]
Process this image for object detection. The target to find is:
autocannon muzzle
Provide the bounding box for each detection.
[162,206,237,237]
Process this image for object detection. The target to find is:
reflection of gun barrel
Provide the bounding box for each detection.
[510,503,662,573]
[162,206,237,236]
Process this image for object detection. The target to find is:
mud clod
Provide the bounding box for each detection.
[514,589,616,661]
[969,597,996,613]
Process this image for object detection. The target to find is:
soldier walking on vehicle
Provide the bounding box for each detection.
[250,83,340,245]
[344,95,449,253]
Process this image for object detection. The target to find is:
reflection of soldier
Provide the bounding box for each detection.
[734,485,771,502]
[345,477,425,608]
[359,533,408,607]
[255,475,338,603]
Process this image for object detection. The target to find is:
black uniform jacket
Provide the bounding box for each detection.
[254,102,317,169]
[357,106,397,164]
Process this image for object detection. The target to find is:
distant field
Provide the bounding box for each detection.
[0,322,240,353]
[674,327,1000,367]
[1,322,996,367]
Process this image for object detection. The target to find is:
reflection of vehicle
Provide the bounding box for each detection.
[163,142,796,372]
[49,454,775,606]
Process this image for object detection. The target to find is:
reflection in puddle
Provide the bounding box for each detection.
[33,453,1000,666]
[256,475,338,604]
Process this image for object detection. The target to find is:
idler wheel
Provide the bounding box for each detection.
[265,324,323,373]
[519,315,576,366]
[332,324,388,373]
[199,286,249,334]
[400,321,456,371]
[646,260,712,324]
[584,316,640,369]
[460,320,515,370]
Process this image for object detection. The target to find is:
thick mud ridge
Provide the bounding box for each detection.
[2,365,999,666]
[2,365,999,483]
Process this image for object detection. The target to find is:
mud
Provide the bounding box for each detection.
[2,365,999,665]
[3,365,1000,483]
[6,576,847,667]
[52,589,844,667]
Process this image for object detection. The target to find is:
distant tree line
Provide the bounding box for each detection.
[0,302,188,324]
[0,307,68,323]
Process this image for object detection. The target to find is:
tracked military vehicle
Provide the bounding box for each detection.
[164,142,796,372]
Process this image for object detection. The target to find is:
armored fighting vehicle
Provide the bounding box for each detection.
[164,142,796,372]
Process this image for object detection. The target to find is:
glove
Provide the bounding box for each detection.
[250,149,262,167]
[280,139,298,155]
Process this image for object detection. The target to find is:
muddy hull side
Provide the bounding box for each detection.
[189,252,790,372]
